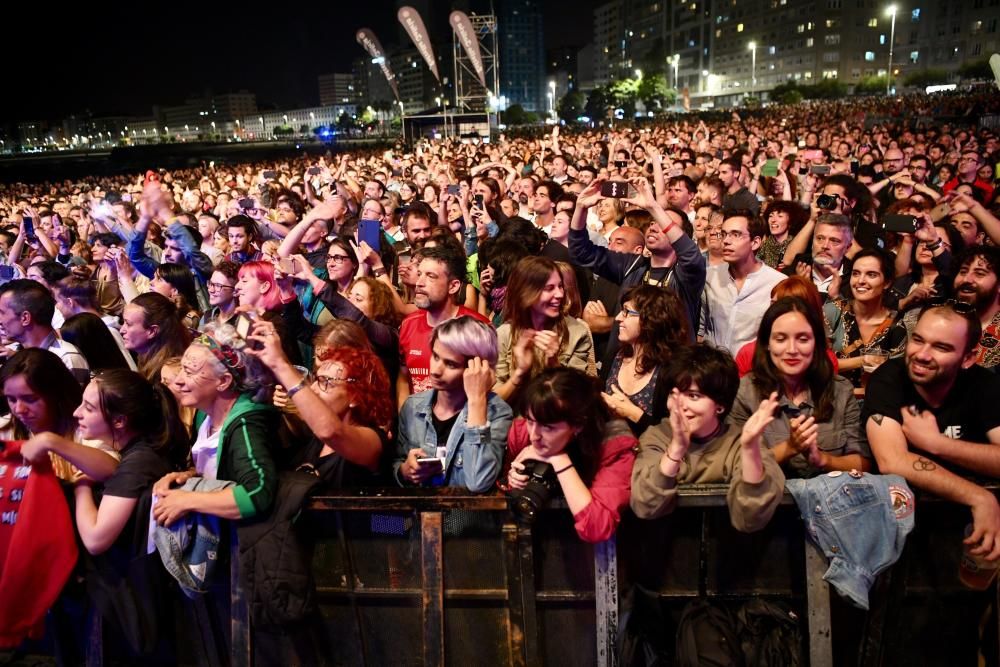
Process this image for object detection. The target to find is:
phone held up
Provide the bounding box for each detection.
[601,181,630,198]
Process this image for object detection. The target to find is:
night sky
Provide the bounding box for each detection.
[5,2,593,124]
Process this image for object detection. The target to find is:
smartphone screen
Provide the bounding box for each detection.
[762,159,779,178]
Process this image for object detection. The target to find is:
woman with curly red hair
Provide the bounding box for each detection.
[249,320,395,485]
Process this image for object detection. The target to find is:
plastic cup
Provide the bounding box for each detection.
[959,524,1000,590]
[862,351,889,374]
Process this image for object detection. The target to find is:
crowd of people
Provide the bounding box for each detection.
[3,89,1000,658]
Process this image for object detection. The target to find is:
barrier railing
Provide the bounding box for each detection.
[81,485,998,666]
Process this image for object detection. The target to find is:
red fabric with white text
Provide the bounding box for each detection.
[0,441,78,647]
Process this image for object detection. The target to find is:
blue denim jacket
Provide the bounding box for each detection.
[393,390,513,493]
[785,471,916,610]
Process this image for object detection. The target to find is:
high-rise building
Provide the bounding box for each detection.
[319,73,357,107]
[498,0,545,112]
[591,0,1000,107]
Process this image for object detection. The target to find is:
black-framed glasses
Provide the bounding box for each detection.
[207,282,234,292]
[312,374,357,392]
[327,255,352,264]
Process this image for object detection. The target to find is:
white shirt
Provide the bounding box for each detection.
[192,417,222,480]
[699,262,787,355]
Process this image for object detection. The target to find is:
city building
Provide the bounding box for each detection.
[319,73,357,107]
[589,0,1000,108]
[498,0,545,112]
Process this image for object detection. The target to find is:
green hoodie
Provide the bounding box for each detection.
[193,394,279,519]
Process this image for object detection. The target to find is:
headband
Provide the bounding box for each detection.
[195,334,245,389]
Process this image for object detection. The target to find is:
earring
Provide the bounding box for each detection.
[716,407,725,414]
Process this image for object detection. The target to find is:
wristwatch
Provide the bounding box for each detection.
[373,266,387,277]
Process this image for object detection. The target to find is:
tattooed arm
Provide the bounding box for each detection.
[867,413,1000,559]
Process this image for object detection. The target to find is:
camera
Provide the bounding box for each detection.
[509,461,559,524]
[816,193,839,210]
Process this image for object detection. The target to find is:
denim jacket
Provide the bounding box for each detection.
[393,390,514,493]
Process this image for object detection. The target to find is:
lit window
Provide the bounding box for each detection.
[909,50,919,63]
[880,34,886,44]
[737,23,744,32]
[797,24,805,33]
[865,51,875,61]
[806,37,814,46]
[769,46,776,54]
[868,18,878,27]
[911,8,921,21]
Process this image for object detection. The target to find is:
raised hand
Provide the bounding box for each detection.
[741,391,780,449]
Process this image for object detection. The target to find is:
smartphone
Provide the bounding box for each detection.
[600,181,630,198]
[416,457,445,475]
[762,159,779,178]
[307,167,322,175]
[235,314,253,339]
[473,194,485,209]
[850,160,860,176]
[0,266,14,281]
[23,217,36,242]
[278,257,299,275]
[239,197,255,210]
[882,214,918,234]
[262,170,277,181]
[446,184,461,197]
[810,165,831,176]
[929,202,951,223]
[614,160,629,169]
[358,219,382,252]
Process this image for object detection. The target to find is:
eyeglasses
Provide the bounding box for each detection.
[622,308,641,318]
[959,156,980,163]
[312,374,357,392]
[718,230,749,241]
[207,282,234,292]
[327,255,352,264]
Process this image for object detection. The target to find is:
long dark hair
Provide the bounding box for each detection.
[93,369,188,468]
[519,368,610,483]
[0,348,82,439]
[156,262,201,317]
[60,313,132,372]
[619,285,690,374]
[130,292,192,381]
[751,297,835,421]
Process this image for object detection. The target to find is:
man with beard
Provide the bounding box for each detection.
[514,177,536,219]
[953,246,1000,369]
[397,245,490,406]
[865,303,1000,563]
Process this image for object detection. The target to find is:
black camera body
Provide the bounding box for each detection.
[816,193,839,210]
[509,461,558,524]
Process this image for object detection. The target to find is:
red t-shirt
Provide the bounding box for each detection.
[399,306,491,393]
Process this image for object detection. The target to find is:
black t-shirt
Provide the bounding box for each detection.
[862,358,1000,445]
[103,439,173,500]
[431,409,460,449]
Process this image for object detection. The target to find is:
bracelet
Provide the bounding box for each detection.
[555,463,574,475]
[285,377,307,398]
[373,266,387,277]
[924,239,942,252]
[666,452,683,464]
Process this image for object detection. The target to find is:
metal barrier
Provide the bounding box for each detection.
[81,485,999,665]
[224,486,833,667]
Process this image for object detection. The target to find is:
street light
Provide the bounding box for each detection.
[634,69,642,80]
[748,41,757,96]
[672,54,680,90]
[548,80,556,119]
[886,4,898,95]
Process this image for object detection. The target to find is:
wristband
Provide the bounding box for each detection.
[555,463,574,475]
[924,240,942,252]
[373,267,387,277]
[285,377,307,398]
